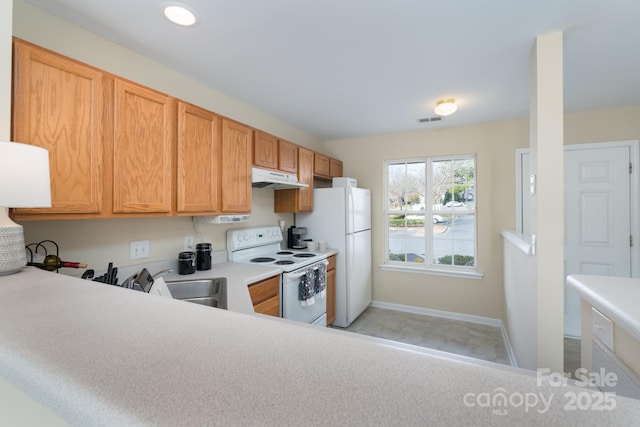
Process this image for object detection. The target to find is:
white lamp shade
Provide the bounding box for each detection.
[0,141,52,208]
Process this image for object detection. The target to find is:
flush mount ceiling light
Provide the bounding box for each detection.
[434,98,457,116]
[162,2,197,26]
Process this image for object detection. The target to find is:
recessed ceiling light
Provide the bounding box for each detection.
[162,2,197,26]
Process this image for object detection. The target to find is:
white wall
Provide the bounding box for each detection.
[325,120,529,319]
[529,32,564,372]
[324,105,640,324]
[502,235,537,369]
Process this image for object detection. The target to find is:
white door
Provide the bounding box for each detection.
[518,142,635,338]
[564,146,631,337]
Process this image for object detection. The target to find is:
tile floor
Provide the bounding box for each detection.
[337,306,583,371]
[564,337,582,378]
[337,306,511,365]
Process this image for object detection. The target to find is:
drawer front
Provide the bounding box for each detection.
[248,275,279,305]
[253,296,280,317]
[592,307,614,350]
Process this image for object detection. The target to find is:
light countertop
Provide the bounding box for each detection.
[566,274,640,341]
[1,268,639,425]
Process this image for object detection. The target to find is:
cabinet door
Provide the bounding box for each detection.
[314,152,330,177]
[330,158,343,178]
[113,80,174,213]
[221,119,252,213]
[253,130,277,169]
[298,146,315,211]
[278,139,298,173]
[176,102,220,214]
[326,255,337,326]
[12,40,104,215]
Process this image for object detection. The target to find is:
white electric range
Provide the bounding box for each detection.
[227,226,328,326]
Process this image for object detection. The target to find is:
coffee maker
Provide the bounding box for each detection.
[287,226,307,249]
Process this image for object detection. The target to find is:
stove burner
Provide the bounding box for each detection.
[275,260,295,265]
[277,251,294,255]
[250,257,276,263]
[293,253,316,258]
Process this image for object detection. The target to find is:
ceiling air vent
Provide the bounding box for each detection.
[417,116,443,123]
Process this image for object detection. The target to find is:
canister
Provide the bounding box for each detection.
[196,243,212,270]
[178,251,196,275]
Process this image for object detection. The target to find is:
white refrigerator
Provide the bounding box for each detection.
[297,187,372,327]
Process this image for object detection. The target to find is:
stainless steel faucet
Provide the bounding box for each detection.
[152,268,173,280]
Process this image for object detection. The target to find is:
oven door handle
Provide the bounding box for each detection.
[283,260,329,281]
[284,271,307,280]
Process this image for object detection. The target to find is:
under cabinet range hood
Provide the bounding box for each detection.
[251,167,308,190]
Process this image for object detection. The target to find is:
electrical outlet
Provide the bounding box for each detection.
[184,235,194,251]
[130,240,149,260]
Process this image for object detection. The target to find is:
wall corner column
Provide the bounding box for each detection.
[529,31,565,372]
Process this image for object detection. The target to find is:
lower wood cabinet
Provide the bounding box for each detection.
[326,255,337,326]
[248,275,280,317]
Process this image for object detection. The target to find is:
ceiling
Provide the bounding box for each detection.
[22,0,640,141]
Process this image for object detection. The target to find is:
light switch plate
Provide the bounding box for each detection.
[529,174,536,195]
[130,240,149,260]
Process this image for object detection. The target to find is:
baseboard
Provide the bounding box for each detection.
[370,300,518,367]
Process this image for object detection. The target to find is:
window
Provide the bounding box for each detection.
[385,155,477,275]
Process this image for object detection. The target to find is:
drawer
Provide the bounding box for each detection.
[248,275,279,305]
[592,307,614,350]
[253,295,280,317]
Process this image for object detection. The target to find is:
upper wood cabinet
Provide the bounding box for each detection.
[278,139,298,174]
[298,147,314,211]
[274,146,314,212]
[221,119,252,213]
[253,130,278,170]
[112,79,174,214]
[330,158,343,178]
[12,39,104,216]
[176,101,221,214]
[314,152,330,178]
[253,131,298,175]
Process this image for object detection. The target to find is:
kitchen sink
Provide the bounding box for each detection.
[164,278,227,309]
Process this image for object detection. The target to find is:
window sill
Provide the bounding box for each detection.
[378,263,484,279]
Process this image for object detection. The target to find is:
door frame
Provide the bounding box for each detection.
[515,139,640,277]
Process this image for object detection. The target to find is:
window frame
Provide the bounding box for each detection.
[381,154,482,279]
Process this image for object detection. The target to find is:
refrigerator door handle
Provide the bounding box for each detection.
[347,191,354,234]
[347,232,354,284]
